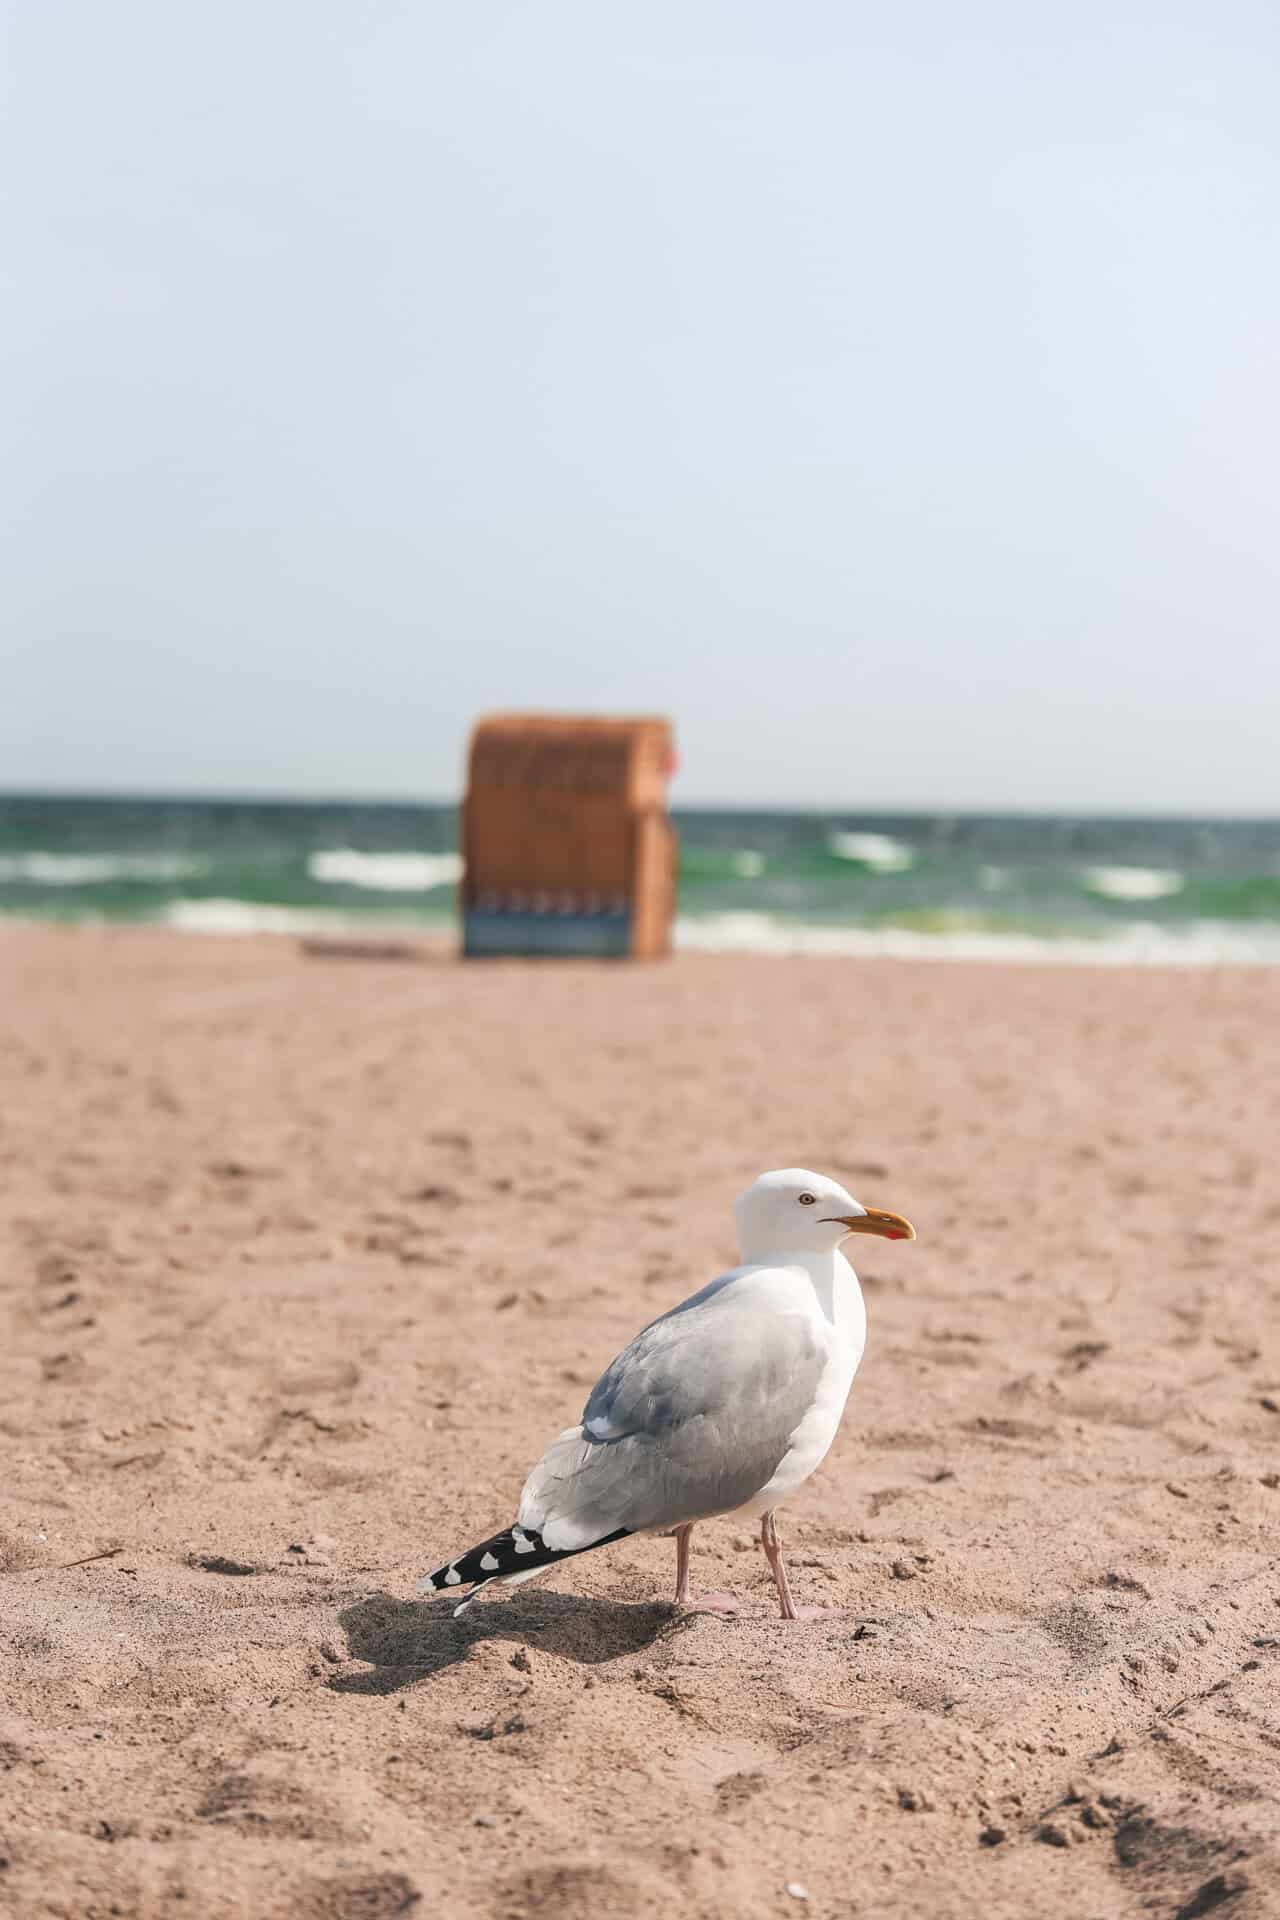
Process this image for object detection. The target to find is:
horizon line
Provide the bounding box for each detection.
[2,785,1279,826]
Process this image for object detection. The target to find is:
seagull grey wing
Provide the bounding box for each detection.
[582,1271,752,1441]
[518,1271,826,1551]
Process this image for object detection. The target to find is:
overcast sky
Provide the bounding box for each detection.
[4,1,1278,811]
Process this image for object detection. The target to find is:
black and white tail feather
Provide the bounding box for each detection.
[417,1522,629,1617]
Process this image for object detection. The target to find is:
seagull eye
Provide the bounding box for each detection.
[798,1192,817,1205]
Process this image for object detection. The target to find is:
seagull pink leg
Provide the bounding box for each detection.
[672,1523,738,1613]
[761,1510,839,1621]
[761,1509,797,1619]
[673,1523,694,1604]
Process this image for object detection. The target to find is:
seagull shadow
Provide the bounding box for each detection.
[329,1587,680,1695]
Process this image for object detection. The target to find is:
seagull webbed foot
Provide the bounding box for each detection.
[676,1589,741,1614]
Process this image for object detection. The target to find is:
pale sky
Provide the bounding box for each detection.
[4,1,1278,811]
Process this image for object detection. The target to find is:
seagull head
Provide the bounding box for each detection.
[734,1167,915,1262]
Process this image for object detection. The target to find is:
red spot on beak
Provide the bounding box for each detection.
[887,1231,906,1240]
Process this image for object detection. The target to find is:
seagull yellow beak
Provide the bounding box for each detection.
[825,1208,916,1243]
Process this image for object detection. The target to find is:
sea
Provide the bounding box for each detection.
[4,792,1280,965]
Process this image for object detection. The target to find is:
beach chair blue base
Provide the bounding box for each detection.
[462,909,633,958]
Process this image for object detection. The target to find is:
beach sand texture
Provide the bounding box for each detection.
[3,925,1279,1919]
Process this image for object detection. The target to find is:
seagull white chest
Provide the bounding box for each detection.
[739,1248,867,1518]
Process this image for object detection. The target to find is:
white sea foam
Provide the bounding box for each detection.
[673,913,1280,967]
[162,898,450,936]
[731,850,766,878]
[134,897,1280,965]
[0,852,205,885]
[163,899,376,936]
[1083,865,1185,902]
[826,832,915,873]
[308,849,463,892]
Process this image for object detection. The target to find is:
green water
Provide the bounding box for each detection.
[3,793,1279,961]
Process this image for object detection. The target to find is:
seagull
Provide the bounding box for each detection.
[417,1168,914,1620]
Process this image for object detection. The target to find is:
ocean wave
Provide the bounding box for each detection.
[826,832,916,873]
[676,846,768,881]
[308,849,463,892]
[119,896,1280,962]
[163,899,398,936]
[0,852,205,885]
[673,912,1280,966]
[1083,865,1185,902]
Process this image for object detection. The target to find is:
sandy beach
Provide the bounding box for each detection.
[2,923,1279,1920]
